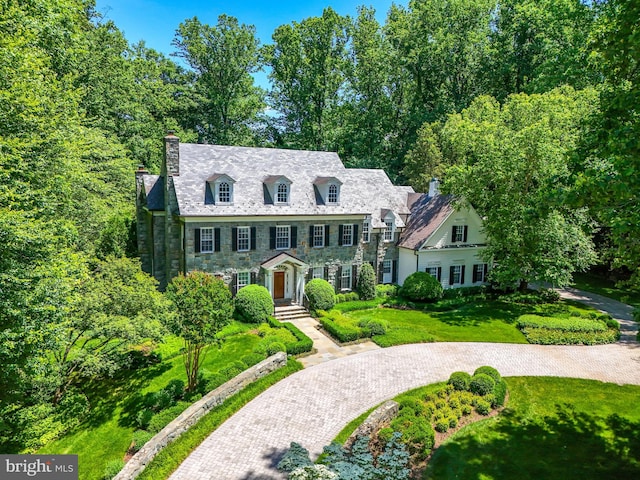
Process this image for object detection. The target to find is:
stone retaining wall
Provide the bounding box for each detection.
[344,400,399,449]
[114,351,288,480]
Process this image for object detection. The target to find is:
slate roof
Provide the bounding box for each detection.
[397,193,455,250]
[143,175,164,211]
[142,144,413,227]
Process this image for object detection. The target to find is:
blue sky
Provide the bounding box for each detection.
[94,0,399,56]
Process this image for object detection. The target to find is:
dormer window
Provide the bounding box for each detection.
[328,184,338,204]
[384,219,395,242]
[218,181,231,203]
[276,183,289,204]
[207,174,235,205]
[313,177,342,205]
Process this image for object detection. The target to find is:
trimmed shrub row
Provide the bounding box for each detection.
[521,328,620,345]
[335,292,359,304]
[517,314,608,332]
[266,317,313,355]
[317,310,365,343]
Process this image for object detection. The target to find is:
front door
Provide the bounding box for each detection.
[274,271,285,299]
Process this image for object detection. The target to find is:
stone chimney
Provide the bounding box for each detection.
[164,131,180,176]
[428,178,440,197]
[135,164,149,197]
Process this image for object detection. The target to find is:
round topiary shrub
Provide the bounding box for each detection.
[475,398,491,415]
[473,366,501,384]
[234,284,273,323]
[470,373,496,396]
[305,278,335,311]
[448,371,472,391]
[357,263,377,300]
[399,272,444,302]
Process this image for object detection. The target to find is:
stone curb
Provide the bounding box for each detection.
[344,400,399,449]
[114,351,288,480]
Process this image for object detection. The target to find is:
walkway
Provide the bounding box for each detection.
[170,290,640,480]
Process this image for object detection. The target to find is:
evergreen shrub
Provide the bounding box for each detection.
[376,284,398,298]
[234,285,273,323]
[131,430,153,453]
[357,263,377,300]
[470,373,495,396]
[448,371,472,391]
[400,272,444,302]
[305,279,335,311]
[473,366,501,383]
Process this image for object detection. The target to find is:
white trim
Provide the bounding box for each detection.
[237,226,250,252]
[275,225,290,250]
[181,214,368,223]
[312,224,325,248]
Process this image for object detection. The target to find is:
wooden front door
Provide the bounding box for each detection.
[274,271,285,299]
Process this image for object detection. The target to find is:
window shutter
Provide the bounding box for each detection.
[484,263,489,279]
[232,227,238,251]
[338,225,344,246]
[377,262,384,283]
[472,264,479,283]
[353,224,359,243]
[437,267,442,282]
[270,227,276,249]
[309,225,314,245]
[335,266,342,293]
[449,266,455,285]
[250,271,257,284]
[250,227,257,250]
[194,228,201,253]
[452,226,457,242]
[461,265,466,284]
[392,260,398,283]
[325,225,330,246]
[214,228,221,252]
[231,273,238,296]
[324,266,329,280]
[291,226,297,248]
[306,268,313,282]
[463,225,468,243]
[352,265,358,290]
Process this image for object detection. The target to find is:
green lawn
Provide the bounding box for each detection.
[425,377,640,479]
[39,329,261,480]
[573,272,640,307]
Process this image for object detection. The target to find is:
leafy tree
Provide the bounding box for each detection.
[442,87,598,290]
[165,271,234,391]
[401,122,445,190]
[173,15,265,145]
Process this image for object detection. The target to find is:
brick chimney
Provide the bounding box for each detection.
[164,131,180,176]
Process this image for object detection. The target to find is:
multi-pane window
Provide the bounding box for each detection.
[451,265,463,284]
[237,226,250,252]
[452,225,467,243]
[342,224,354,246]
[384,220,394,242]
[362,218,370,243]
[313,225,325,247]
[341,266,352,290]
[328,184,338,204]
[276,226,290,249]
[218,182,231,203]
[276,183,289,203]
[237,271,250,290]
[313,266,324,279]
[426,266,440,280]
[200,227,214,253]
[383,260,392,275]
[473,264,487,283]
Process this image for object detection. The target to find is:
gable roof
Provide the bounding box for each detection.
[143,175,164,211]
[397,193,456,250]
[153,143,412,227]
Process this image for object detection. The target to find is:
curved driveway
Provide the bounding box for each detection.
[170,292,640,480]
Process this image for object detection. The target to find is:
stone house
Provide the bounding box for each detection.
[136,134,414,301]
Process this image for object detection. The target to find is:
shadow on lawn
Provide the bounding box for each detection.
[425,405,640,480]
[429,301,531,327]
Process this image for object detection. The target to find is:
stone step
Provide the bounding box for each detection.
[274,305,309,321]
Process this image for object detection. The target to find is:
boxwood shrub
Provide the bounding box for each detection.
[473,366,501,384]
[234,285,273,323]
[447,371,472,391]
[305,278,335,311]
[469,373,495,396]
[400,272,443,302]
[266,317,313,355]
[317,310,364,342]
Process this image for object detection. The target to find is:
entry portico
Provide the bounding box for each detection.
[261,252,308,304]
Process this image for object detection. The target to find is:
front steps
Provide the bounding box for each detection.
[274,305,309,322]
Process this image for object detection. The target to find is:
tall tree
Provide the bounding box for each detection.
[442,87,599,290]
[173,15,265,145]
[401,122,445,191]
[265,7,351,150]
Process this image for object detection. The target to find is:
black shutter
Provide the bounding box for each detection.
[449,266,455,285]
[325,225,330,246]
[437,267,442,282]
[309,225,315,246]
[378,262,384,283]
[353,224,359,244]
[194,228,201,253]
[214,228,221,252]
[250,271,257,284]
[463,225,468,243]
[452,226,457,243]
[232,227,238,251]
[338,225,344,246]
[484,263,489,280]
[472,264,479,283]
[392,260,398,283]
[352,265,358,290]
[231,273,238,296]
[335,266,342,293]
[270,227,276,249]
[291,226,297,248]
[250,227,256,250]
[461,265,466,284]
[324,266,329,280]
[306,268,313,282]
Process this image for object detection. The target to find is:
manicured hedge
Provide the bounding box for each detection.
[317,310,365,343]
[517,314,608,332]
[234,285,273,323]
[521,328,620,345]
[266,317,314,355]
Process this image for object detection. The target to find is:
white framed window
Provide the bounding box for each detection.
[452,225,467,243]
[276,183,289,204]
[341,266,352,290]
[473,263,487,283]
[426,266,439,278]
[342,224,354,246]
[237,271,250,290]
[217,181,231,204]
[362,218,370,243]
[328,184,339,204]
[451,265,463,284]
[384,220,394,242]
[201,227,214,253]
[382,259,392,284]
[276,226,290,250]
[313,225,325,248]
[237,226,250,252]
[313,266,324,279]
